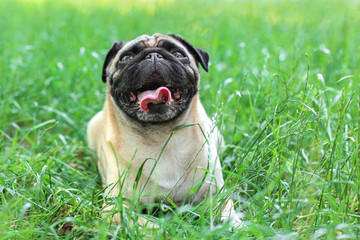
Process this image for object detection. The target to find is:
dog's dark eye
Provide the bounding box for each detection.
[120,55,133,63]
[173,52,186,59]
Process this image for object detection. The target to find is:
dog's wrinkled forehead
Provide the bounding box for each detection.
[116,33,192,59]
[134,34,160,47]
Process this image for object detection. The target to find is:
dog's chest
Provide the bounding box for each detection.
[128,132,209,197]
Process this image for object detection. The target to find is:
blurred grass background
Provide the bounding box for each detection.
[0,0,359,239]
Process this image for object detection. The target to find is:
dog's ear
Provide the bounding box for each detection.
[168,34,209,72]
[102,41,125,83]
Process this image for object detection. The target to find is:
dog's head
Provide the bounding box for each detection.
[102,33,209,123]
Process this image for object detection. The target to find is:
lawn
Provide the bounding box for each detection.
[0,0,359,239]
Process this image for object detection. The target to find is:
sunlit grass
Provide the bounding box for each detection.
[0,0,359,239]
[19,0,177,15]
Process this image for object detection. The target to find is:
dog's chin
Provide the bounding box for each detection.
[134,104,184,123]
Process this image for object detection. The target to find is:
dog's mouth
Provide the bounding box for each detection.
[126,86,189,112]
[115,81,195,123]
[113,67,197,123]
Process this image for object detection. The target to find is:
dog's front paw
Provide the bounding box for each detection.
[103,204,160,229]
[227,214,246,230]
[220,208,246,230]
[137,215,159,228]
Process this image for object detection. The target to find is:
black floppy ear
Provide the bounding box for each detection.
[168,34,209,72]
[102,41,125,83]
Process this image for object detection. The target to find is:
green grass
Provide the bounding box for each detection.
[0,0,359,239]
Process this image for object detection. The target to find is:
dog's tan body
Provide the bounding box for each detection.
[88,93,224,204]
[87,33,241,227]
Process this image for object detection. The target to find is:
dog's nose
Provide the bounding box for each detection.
[145,52,164,60]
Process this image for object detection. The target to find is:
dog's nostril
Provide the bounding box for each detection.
[145,53,164,60]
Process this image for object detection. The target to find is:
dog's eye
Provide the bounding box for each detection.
[120,55,133,63]
[173,52,186,59]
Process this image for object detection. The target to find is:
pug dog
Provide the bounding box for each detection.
[87,33,242,228]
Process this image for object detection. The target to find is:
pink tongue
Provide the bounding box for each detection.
[138,87,172,112]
